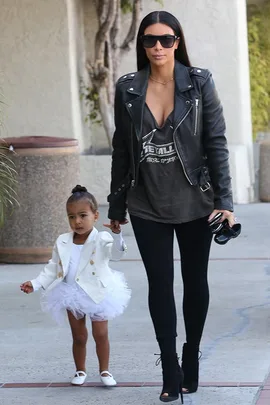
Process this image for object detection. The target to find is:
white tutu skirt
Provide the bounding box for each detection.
[40,271,131,325]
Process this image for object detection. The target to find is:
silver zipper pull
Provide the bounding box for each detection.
[194,98,199,136]
[131,180,135,188]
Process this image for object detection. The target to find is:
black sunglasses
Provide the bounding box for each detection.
[141,35,179,49]
[209,213,242,245]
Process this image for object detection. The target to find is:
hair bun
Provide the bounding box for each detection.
[71,185,88,194]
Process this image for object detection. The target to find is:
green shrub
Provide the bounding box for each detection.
[248,2,270,139]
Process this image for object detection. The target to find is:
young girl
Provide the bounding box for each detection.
[20,185,131,387]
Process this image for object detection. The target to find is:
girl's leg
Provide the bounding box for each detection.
[67,310,88,372]
[92,320,109,373]
[175,217,212,347]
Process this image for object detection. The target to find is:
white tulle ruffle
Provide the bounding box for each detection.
[40,271,131,325]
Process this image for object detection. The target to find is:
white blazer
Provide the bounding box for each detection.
[32,228,127,304]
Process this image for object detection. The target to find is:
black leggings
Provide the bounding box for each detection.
[130,215,213,353]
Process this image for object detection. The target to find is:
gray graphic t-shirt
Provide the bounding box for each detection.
[127,105,214,223]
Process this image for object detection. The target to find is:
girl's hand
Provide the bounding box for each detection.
[103,219,129,234]
[208,209,235,228]
[20,281,34,294]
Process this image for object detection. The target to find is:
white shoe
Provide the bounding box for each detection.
[100,371,117,386]
[71,371,87,385]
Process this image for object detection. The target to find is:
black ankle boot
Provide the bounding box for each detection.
[181,343,201,394]
[157,353,184,403]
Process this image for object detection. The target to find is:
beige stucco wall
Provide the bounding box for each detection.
[0,0,72,138]
[0,0,254,204]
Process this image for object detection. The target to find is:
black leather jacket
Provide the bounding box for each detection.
[108,61,233,221]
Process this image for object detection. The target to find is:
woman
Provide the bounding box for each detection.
[107,10,235,403]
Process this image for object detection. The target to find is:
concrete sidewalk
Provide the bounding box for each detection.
[0,203,270,405]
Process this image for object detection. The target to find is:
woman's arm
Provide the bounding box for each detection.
[108,81,131,222]
[202,72,233,212]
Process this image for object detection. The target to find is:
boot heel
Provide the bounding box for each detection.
[179,367,184,403]
[181,343,201,394]
[157,353,184,403]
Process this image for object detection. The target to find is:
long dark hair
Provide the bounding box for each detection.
[136,11,191,71]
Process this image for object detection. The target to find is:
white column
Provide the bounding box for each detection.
[228,0,255,203]
[66,0,87,151]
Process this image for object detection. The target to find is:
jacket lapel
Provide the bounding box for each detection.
[173,93,193,130]
[76,227,99,276]
[173,61,193,129]
[56,233,73,275]
[125,61,194,139]
[125,66,149,141]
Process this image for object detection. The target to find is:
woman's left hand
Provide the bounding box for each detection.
[208,209,235,228]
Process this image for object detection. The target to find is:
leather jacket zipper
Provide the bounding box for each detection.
[130,122,136,188]
[194,98,199,136]
[173,106,193,185]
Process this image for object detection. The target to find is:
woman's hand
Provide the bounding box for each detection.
[103,219,129,234]
[20,281,34,294]
[208,209,235,228]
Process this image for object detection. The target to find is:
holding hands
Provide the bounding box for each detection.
[103,219,129,234]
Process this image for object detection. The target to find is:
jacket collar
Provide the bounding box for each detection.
[174,61,194,93]
[125,61,193,141]
[58,227,98,245]
[57,227,99,274]
[126,60,193,96]
[77,227,98,275]
[126,65,149,96]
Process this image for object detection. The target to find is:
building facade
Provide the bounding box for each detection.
[0,0,255,204]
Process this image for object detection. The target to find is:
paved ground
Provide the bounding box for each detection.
[0,203,270,405]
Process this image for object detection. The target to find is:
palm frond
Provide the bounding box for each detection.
[0,86,18,227]
[0,143,19,228]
